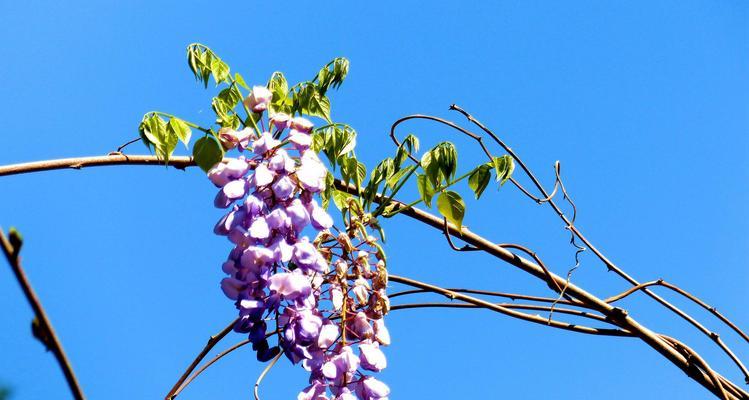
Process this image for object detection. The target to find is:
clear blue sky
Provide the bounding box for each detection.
[0,1,747,399]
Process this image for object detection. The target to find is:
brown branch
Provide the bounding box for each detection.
[389,287,589,308]
[0,228,85,400]
[1,155,746,399]
[389,275,631,337]
[607,280,749,344]
[165,317,239,400]
[390,302,614,326]
[171,339,250,398]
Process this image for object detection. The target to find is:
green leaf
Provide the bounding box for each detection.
[210,57,230,85]
[468,164,491,199]
[316,57,350,94]
[321,172,335,209]
[332,190,353,211]
[268,71,292,114]
[154,128,178,163]
[141,114,177,163]
[193,136,224,172]
[234,72,249,90]
[394,134,419,170]
[491,155,515,185]
[370,158,394,186]
[420,150,438,187]
[212,97,240,128]
[416,174,435,208]
[341,156,366,186]
[168,117,192,148]
[435,142,458,182]
[437,190,465,229]
[386,165,416,189]
[309,92,332,122]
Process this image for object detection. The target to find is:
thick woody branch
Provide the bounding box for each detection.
[0,228,86,400]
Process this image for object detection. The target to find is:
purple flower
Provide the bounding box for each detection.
[308,199,333,230]
[220,277,245,300]
[253,132,281,155]
[322,345,359,381]
[224,158,249,177]
[269,236,293,262]
[272,175,295,200]
[298,380,328,400]
[249,217,270,239]
[286,199,311,231]
[297,151,327,193]
[357,377,390,400]
[214,207,246,235]
[373,319,390,346]
[241,246,276,269]
[317,322,340,349]
[292,239,328,273]
[245,86,272,112]
[268,272,312,300]
[253,163,275,187]
[266,207,290,231]
[207,163,231,187]
[350,312,374,340]
[289,130,312,150]
[238,298,266,320]
[268,149,294,173]
[358,341,387,372]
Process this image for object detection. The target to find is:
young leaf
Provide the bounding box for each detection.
[394,133,420,170]
[210,57,230,85]
[386,165,416,190]
[416,174,435,207]
[193,136,224,172]
[437,190,466,229]
[492,155,515,185]
[234,72,249,90]
[168,117,192,148]
[468,164,491,199]
[435,142,458,182]
[332,190,353,211]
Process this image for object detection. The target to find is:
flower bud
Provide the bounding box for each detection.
[291,117,314,133]
[244,85,272,112]
[270,112,292,131]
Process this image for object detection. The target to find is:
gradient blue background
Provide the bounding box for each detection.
[1,1,747,399]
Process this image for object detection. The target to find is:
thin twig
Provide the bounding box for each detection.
[171,339,249,398]
[253,351,283,400]
[607,279,749,344]
[389,274,631,337]
[390,302,613,325]
[115,137,142,153]
[0,228,85,400]
[165,318,239,400]
[389,287,588,308]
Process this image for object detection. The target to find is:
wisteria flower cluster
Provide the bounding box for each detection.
[206,86,391,400]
